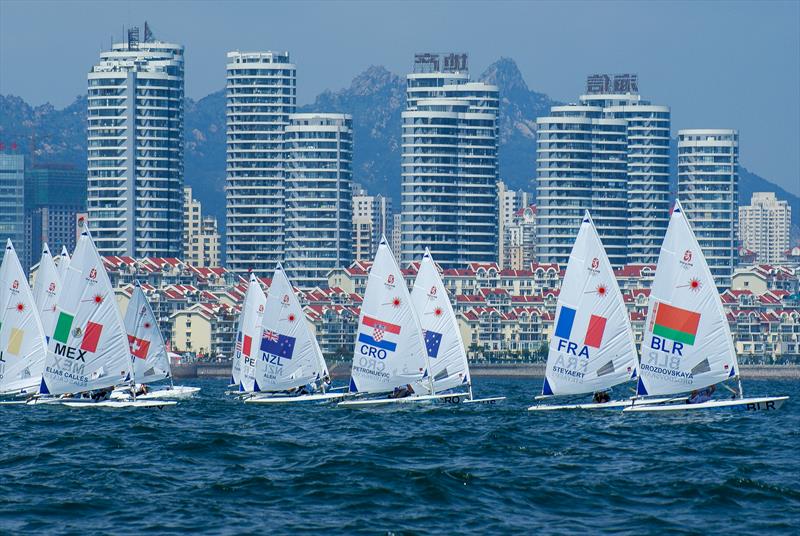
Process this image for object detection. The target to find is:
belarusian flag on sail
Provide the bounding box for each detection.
[652,302,700,345]
[53,312,103,352]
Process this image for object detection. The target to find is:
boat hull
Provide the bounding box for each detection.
[61,400,177,409]
[244,392,346,404]
[623,396,789,413]
[528,397,675,411]
[110,385,200,400]
[338,393,464,408]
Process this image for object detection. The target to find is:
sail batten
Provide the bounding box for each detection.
[638,201,739,396]
[543,212,638,396]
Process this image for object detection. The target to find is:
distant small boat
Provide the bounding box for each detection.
[245,263,343,404]
[339,237,453,408]
[624,201,788,413]
[231,272,266,393]
[529,211,644,411]
[411,248,504,405]
[109,282,200,401]
[0,240,48,397]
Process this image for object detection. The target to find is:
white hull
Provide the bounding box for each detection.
[623,396,789,413]
[244,392,346,404]
[463,396,506,405]
[110,385,200,400]
[62,399,176,409]
[528,397,675,411]
[338,393,458,408]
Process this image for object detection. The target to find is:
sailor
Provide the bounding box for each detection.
[134,384,150,397]
[592,391,611,404]
[388,384,415,399]
[320,374,332,393]
[91,386,114,402]
[298,382,317,396]
[688,384,716,404]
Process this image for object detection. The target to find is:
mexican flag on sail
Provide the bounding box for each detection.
[39,225,132,395]
[637,201,738,396]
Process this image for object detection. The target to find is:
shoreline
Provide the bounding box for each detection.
[173,363,800,380]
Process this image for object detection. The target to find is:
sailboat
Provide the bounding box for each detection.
[338,237,452,408]
[31,221,174,408]
[624,201,788,413]
[245,263,344,404]
[528,212,645,411]
[411,248,505,405]
[56,245,71,283]
[31,243,63,350]
[109,282,200,400]
[0,240,48,397]
[231,272,267,394]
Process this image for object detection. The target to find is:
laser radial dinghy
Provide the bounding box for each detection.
[245,263,343,404]
[0,240,48,397]
[411,249,504,405]
[109,282,200,400]
[33,223,174,408]
[528,212,646,411]
[624,202,787,413]
[230,272,267,393]
[338,238,451,408]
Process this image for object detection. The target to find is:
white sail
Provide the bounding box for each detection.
[637,201,738,396]
[253,264,325,392]
[0,240,48,394]
[124,283,170,384]
[56,245,71,282]
[349,237,431,395]
[39,225,132,395]
[235,273,267,392]
[31,244,63,342]
[410,249,471,393]
[542,212,639,396]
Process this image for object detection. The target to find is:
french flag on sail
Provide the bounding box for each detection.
[554,306,607,348]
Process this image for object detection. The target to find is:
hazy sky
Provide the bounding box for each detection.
[1,0,798,194]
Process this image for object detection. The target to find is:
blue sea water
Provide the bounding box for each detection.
[1,377,798,535]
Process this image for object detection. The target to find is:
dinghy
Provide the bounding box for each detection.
[0,240,48,397]
[230,272,267,393]
[623,201,788,413]
[245,263,344,404]
[109,282,200,400]
[32,221,171,409]
[411,249,504,405]
[528,212,643,411]
[338,237,437,408]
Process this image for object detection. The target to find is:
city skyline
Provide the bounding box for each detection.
[1,1,798,196]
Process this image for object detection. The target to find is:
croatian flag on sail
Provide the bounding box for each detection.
[554,306,607,349]
[358,315,401,352]
[261,330,296,359]
[424,330,442,358]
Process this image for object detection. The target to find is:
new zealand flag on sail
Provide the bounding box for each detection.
[260,330,296,359]
[424,330,443,358]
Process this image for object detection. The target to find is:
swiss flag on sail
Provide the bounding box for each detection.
[128,335,150,359]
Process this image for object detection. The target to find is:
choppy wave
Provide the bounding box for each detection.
[1,378,797,534]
